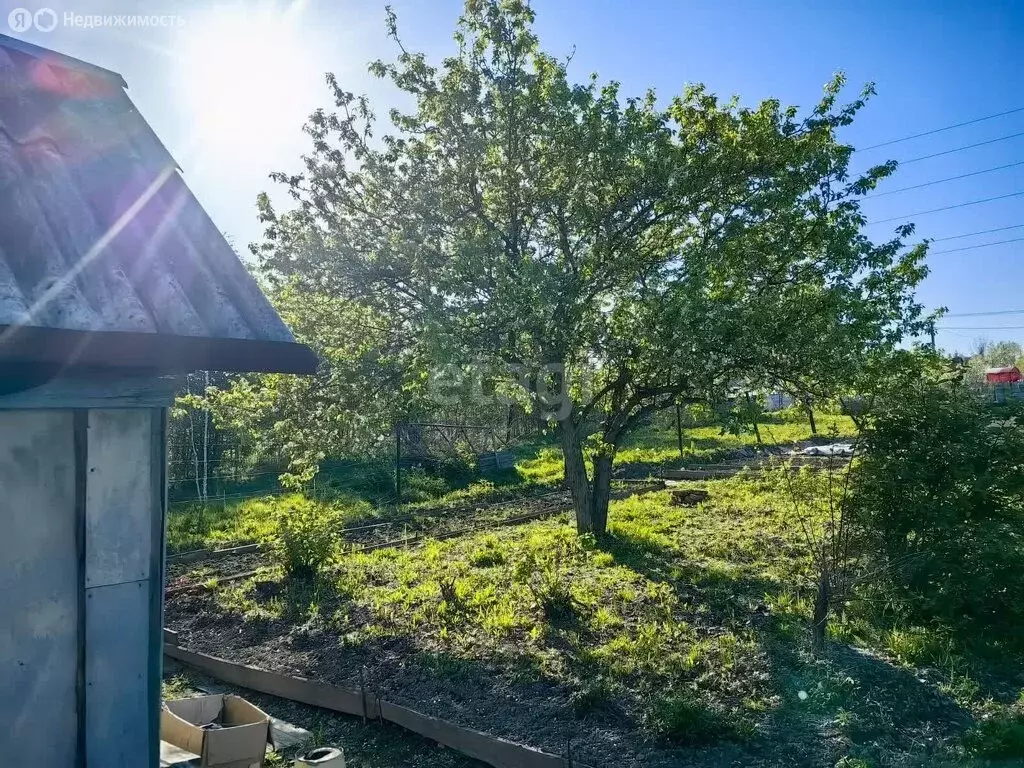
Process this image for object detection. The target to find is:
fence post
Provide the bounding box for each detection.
[675,402,684,458]
[394,423,402,505]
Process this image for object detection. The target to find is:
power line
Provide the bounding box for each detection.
[936,326,1024,330]
[929,236,1024,255]
[945,309,1024,318]
[861,106,1024,151]
[932,224,1024,242]
[896,131,1024,165]
[870,161,1024,197]
[872,190,1024,224]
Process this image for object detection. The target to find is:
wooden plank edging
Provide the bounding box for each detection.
[380,700,571,768]
[162,642,589,768]
[164,644,373,719]
[168,542,261,564]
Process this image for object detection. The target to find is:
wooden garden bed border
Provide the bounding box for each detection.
[163,630,590,768]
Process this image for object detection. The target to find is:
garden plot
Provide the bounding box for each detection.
[165,474,982,768]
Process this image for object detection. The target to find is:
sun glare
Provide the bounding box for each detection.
[174,2,318,162]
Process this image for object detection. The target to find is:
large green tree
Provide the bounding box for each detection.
[257,0,928,534]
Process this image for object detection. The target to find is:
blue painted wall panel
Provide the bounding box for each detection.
[85,578,151,767]
[0,411,78,767]
[86,410,152,587]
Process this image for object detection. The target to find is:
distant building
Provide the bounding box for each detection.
[985,366,1023,384]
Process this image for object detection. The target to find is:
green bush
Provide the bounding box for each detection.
[269,498,341,578]
[853,383,1024,638]
[651,695,750,745]
[401,461,476,502]
[514,550,578,625]
[963,699,1024,760]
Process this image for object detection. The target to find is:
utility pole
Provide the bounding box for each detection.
[675,402,684,458]
[202,370,210,499]
[928,319,936,351]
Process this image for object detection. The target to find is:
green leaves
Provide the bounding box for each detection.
[254,0,928,530]
[197,284,417,484]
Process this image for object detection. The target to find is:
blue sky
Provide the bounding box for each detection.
[7,0,1024,353]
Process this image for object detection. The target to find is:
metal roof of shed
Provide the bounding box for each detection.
[0,34,317,374]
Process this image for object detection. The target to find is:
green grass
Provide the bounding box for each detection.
[617,412,857,469]
[216,484,781,742]
[179,448,1024,764]
[205,473,851,748]
[167,415,857,554]
[169,411,1024,765]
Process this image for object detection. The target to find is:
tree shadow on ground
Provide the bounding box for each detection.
[596,528,975,766]
[598,528,776,624]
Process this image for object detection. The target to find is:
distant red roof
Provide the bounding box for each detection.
[985,366,1022,383]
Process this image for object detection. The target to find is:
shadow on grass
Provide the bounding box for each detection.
[596,528,974,764]
[598,529,776,623]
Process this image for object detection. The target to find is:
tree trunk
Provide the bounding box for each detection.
[559,422,595,534]
[805,400,817,435]
[744,393,762,444]
[811,570,831,657]
[591,452,614,536]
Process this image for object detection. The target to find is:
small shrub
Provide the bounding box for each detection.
[884,626,952,667]
[570,676,615,715]
[437,576,461,610]
[402,467,453,501]
[531,570,576,624]
[652,695,750,746]
[469,536,507,567]
[515,551,578,625]
[269,499,340,579]
[963,707,1024,759]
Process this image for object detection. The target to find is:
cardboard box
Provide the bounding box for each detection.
[161,694,269,768]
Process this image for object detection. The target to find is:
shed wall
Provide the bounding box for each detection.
[0,404,165,767]
[0,411,78,765]
[85,409,159,767]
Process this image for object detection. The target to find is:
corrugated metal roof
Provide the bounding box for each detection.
[0,34,316,374]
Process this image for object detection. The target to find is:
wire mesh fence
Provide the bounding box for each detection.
[168,384,542,510]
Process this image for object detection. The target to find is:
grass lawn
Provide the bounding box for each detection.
[166,413,857,554]
[165,443,1023,766]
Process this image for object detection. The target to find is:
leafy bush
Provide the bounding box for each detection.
[514,550,578,625]
[651,695,750,745]
[853,383,1024,638]
[268,498,341,578]
[963,697,1024,759]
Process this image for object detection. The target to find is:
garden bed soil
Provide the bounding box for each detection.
[166,587,967,768]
